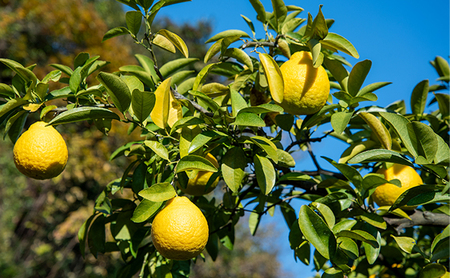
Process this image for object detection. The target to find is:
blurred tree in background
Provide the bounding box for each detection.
[0,1,284,277]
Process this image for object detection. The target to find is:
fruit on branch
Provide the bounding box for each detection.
[151,196,209,260]
[278,51,330,115]
[13,121,68,180]
[372,164,423,207]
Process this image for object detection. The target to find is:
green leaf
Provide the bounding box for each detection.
[419,263,447,278]
[170,116,204,135]
[339,140,377,164]
[78,214,95,258]
[360,213,387,230]
[271,0,287,31]
[206,29,250,43]
[299,205,336,260]
[131,89,155,122]
[249,135,278,163]
[230,89,248,117]
[157,29,189,58]
[159,58,198,78]
[434,134,450,165]
[391,235,417,254]
[0,83,15,98]
[249,0,266,23]
[379,112,418,158]
[232,112,265,127]
[126,11,142,36]
[249,210,261,236]
[331,111,353,135]
[358,112,392,150]
[324,157,363,192]
[88,215,106,258]
[337,237,358,260]
[131,199,163,223]
[144,140,169,160]
[138,183,176,202]
[259,53,284,103]
[69,67,82,93]
[0,98,28,118]
[152,33,176,53]
[321,32,359,58]
[97,72,131,113]
[434,93,450,119]
[362,226,381,265]
[5,110,27,143]
[311,202,335,229]
[192,63,216,91]
[47,107,120,126]
[276,149,295,168]
[187,130,220,154]
[336,230,379,248]
[323,58,349,93]
[322,268,344,278]
[224,48,253,71]
[241,14,255,36]
[431,225,450,262]
[432,56,450,78]
[409,121,438,164]
[348,60,372,97]
[176,155,218,173]
[254,154,276,195]
[410,80,429,116]
[347,149,414,166]
[221,147,247,192]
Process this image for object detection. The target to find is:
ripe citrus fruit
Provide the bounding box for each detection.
[371,164,423,207]
[151,196,209,260]
[278,51,330,115]
[178,153,219,196]
[13,121,68,180]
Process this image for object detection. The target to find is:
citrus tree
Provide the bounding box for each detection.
[0,0,449,277]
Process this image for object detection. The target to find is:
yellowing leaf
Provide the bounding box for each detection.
[259,53,284,103]
[152,34,176,53]
[157,29,189,58]
[167,90,183,128]
[150,77,172,129]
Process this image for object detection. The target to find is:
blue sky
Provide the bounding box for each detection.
[156,1,449,276]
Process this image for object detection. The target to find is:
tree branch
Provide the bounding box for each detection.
[384,210,450,233]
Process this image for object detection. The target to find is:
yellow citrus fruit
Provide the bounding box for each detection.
[151,196,209,260]
[178,153,220,196]
[372,164,423,207]
[279,51,330,115]
[13,121,68,180]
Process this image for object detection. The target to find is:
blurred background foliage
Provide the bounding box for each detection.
[0,0,286,277]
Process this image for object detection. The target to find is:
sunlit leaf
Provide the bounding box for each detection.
[221,147,247,192]
[97,72,131,113]
[48,107,120,126]
[157,29,189,58]
[131,199,163,223]
[254,154,276,195]
[358,112,392,150]
[138,183,176,202]
[206,29,250,43]
[259,53,284,103]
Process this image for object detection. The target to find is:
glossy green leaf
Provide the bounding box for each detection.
[410,80,429,115]
[337,237,358,260]
[193,63,216,91]
[230,89,248,117]
[432,56,450,78]
[272,0,287,31]
[138,182,176,202]
[144,140,169,160]
[434,93,449,119]
[259,53,284,103]
[126,11,142,35]
[324,157,362,192]
[47,106,120,126]
[224,48,253,71]
[131,89,155,123]
[362,227,381,265]
[157,29,189,58]
[339,140,377,164]
[299,205,336,260]
[323,58,348,93]
[249,135,278,163]
[323,267,344,278]
[419,263,447,278]
[249,210,261,236]
[321,32,359,58]
[241,14,255,36]
[249,0,266,23]
[159,58,198,78]
[331,111,353,135]
[0,98,28,118]
[187,130,218,154]
[170,116,204,135]
[5,110,27,143]
[336,230,379,248]
[276,149,295,168]
[347,149,414,166]
[206,29,250,43]
[232,112,265,127]
[131,199,163,223]
[348,60,372,97]
[391,235,417,254]
[409,121,438,164]
[360,213,387,230]
[311,202,335,229]
[221,147,247,192]
[176,154,218,173]
[379,112,418,158]
[254,154,276,195]
[97,72,131,113]
[434,134,450,165]
[359,112,392,150]
[0,83,15,98]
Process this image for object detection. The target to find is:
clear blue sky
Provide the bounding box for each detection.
[155,1,449,276]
